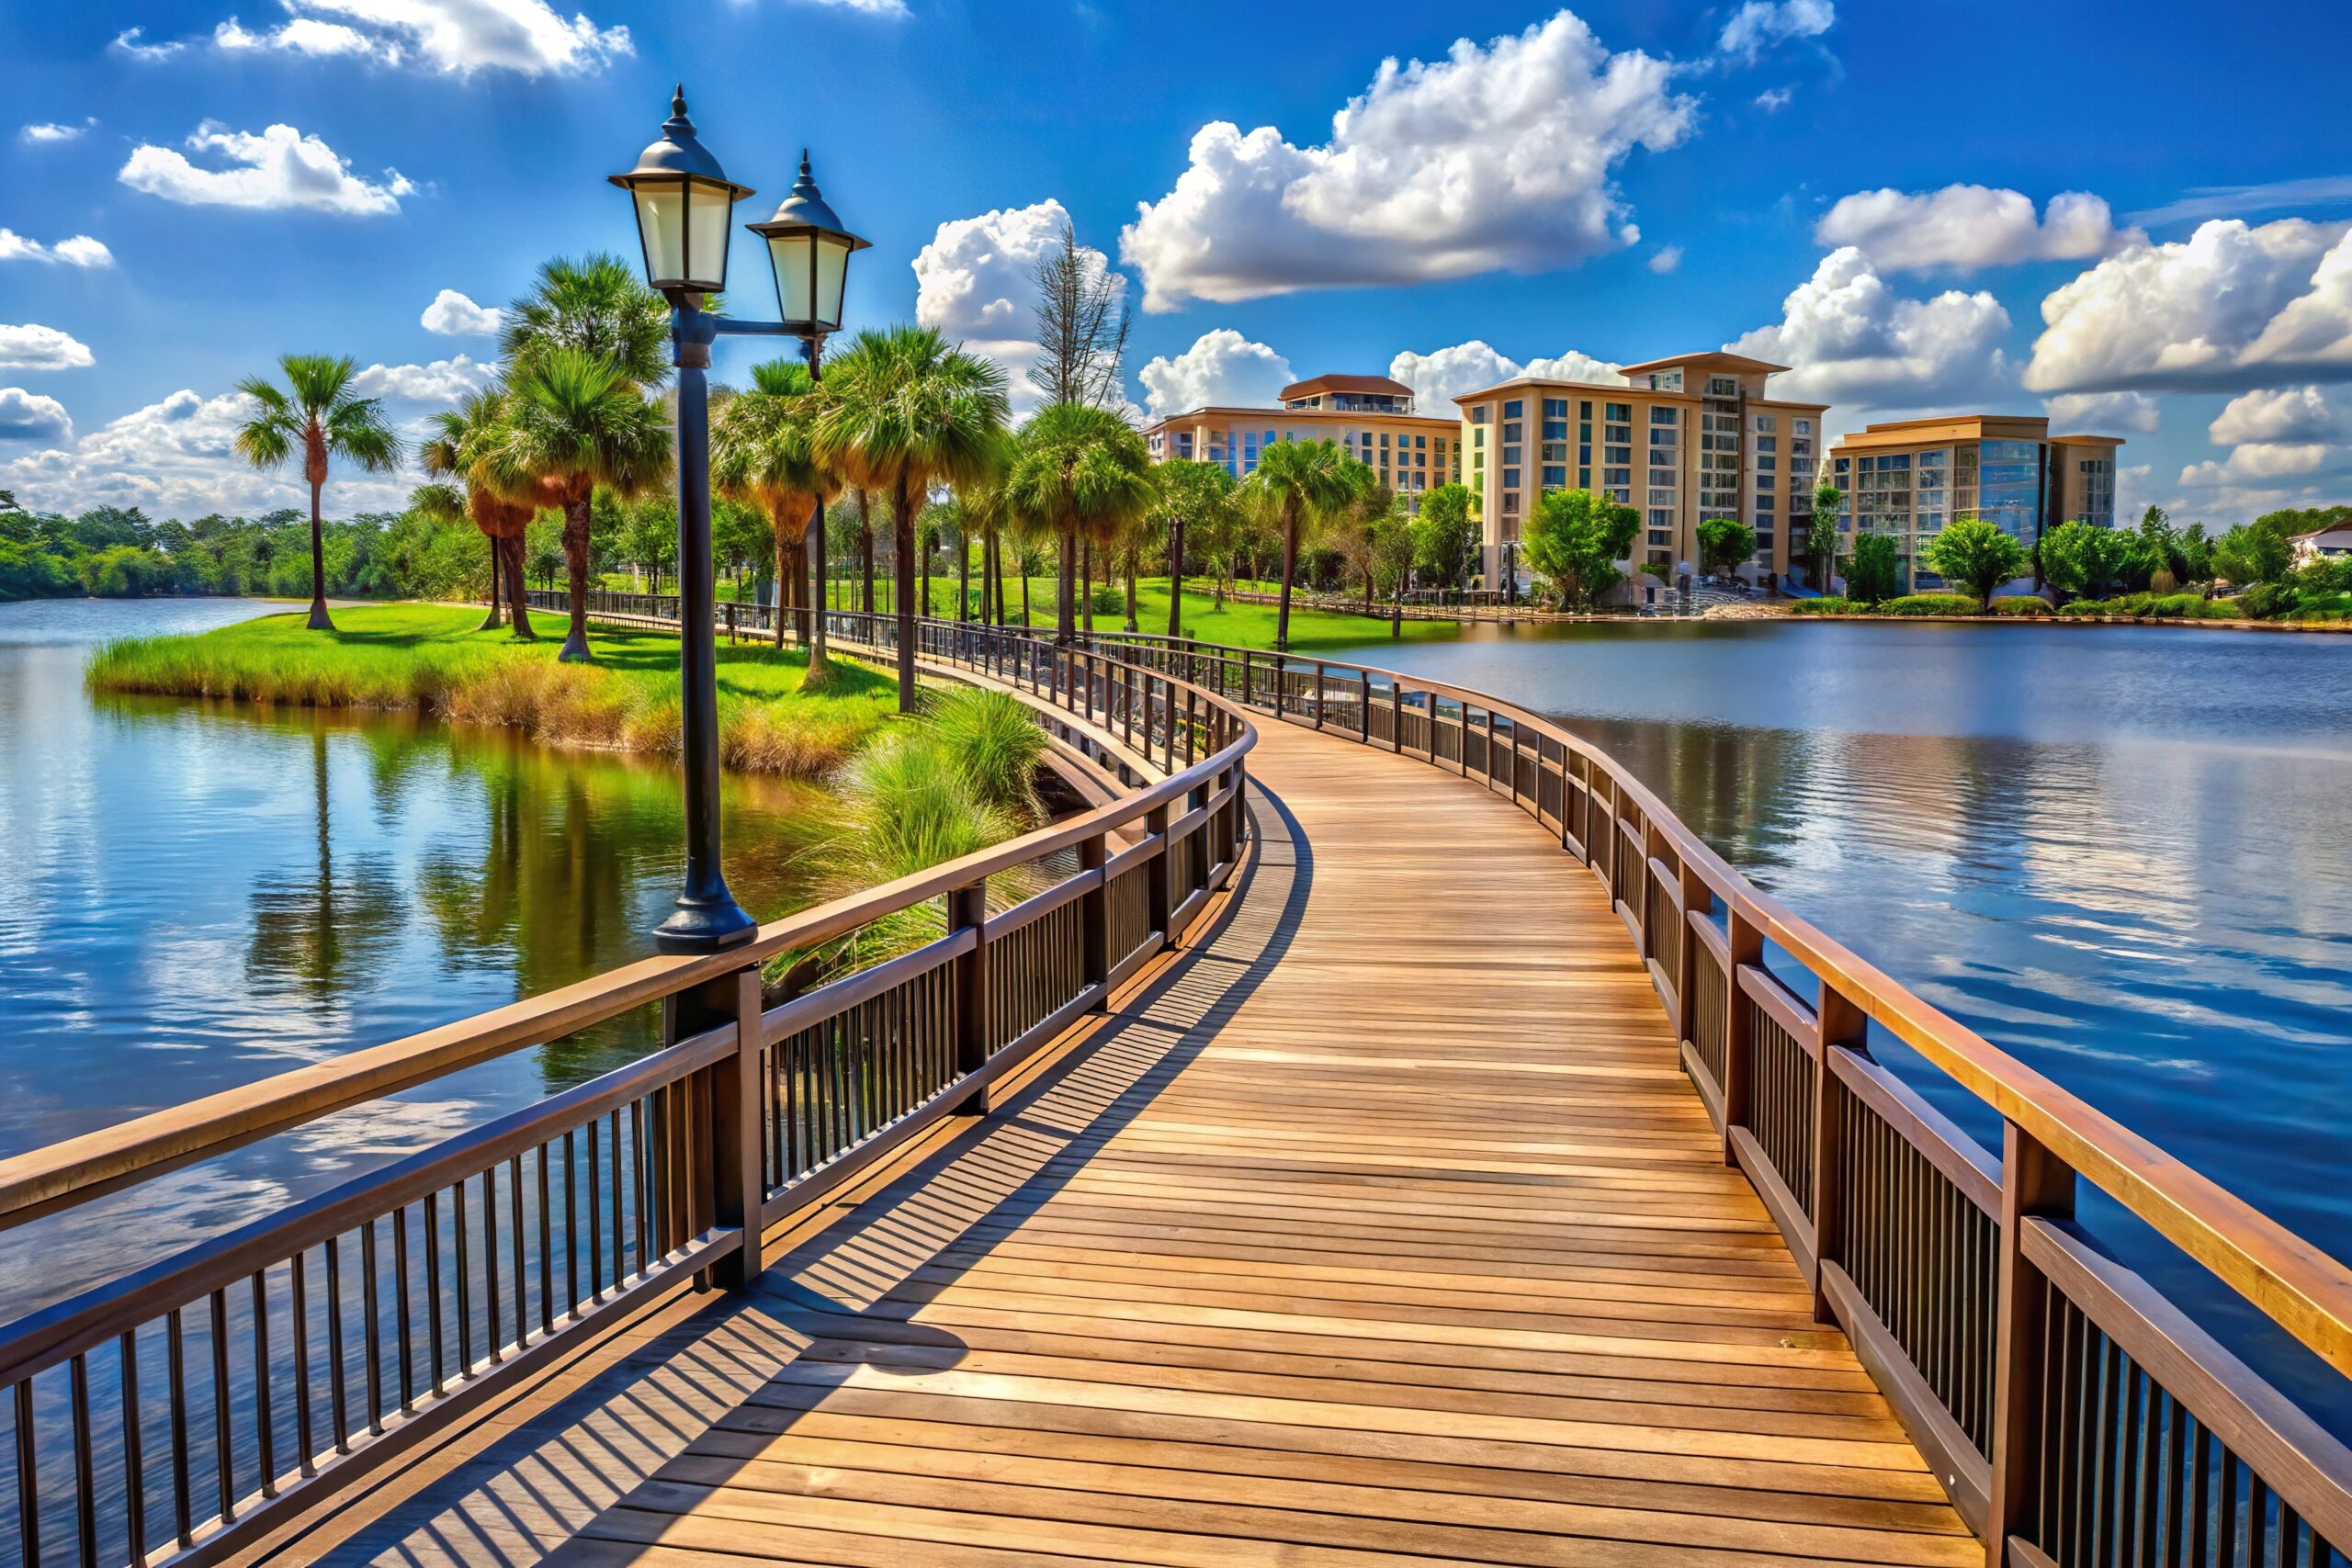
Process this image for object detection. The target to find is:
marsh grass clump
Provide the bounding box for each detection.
[775,690,1052,987]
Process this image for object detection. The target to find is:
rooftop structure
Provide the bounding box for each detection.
[1277,373,1418,413]
[1141,374,1458,508]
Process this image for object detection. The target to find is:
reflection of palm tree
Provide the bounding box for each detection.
[247,726,404,1004]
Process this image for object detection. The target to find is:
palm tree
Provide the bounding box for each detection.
[492,347,671,662]
[714,357,838,677]
[1246,438,1367,651]
[500,254,670,387]
[233,355,401,631]
[1150,458,1238,637]
[417,389,537,637]
[1004,401,1157,647]
[815,325,1010,711]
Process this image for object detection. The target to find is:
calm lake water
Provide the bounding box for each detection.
[1325,618,2352,1395]
[0,597,840,1313]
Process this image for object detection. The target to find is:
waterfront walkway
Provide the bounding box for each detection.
[281,719,1968,1566]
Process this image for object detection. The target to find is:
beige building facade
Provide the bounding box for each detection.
[1139,374,1459,510]
[1826,416,2124,592]
[1453,353,1830,591]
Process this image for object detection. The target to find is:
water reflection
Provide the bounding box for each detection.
[0,598,843,1311]
[1330,621,2352,1256]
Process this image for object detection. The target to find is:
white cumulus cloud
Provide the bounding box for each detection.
[1716,0,1834,62]
[0,231,113,267]
[1753,86,1792,112]
[154,1,629,74]
[1387,341,1623,409]
[2026,219,2352,394]
[1119,11,1694,311]
[421,288,503,336]
[1728,247,2010,409]
[120,121,414,216]
[0,325,96,372]
[912,198,1125,415]
[0,389,73,446]
[1647,245,1683,274]
[19,120,95,144]
[0,386,410,518]
[1815,186,2134,274]
[350,355,495,402]
[111,28,187,60]
[2208,386,2348,446]
[1138,330,1292,417]
[2042,390,2159,434]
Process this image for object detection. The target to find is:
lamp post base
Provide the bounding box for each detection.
[653,895,758,954]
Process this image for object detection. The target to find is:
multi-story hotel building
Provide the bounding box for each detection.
[1139,374,1460,510]
[1453,353,1830,589]
[1826,416,2124,592]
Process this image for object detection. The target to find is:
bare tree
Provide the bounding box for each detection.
[1027,222,1132,411]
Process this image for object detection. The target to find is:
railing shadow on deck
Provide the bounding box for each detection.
[0,617,1254,1568]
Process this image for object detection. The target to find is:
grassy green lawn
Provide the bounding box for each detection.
[884,575,1460,652]
[88,603,899,775]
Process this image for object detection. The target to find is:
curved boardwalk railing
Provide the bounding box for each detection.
[0,620,1251,1568]
[1079,621,2352,1568]
[545,586,2352,1564]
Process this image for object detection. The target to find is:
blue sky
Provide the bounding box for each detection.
[4,0,2350,525]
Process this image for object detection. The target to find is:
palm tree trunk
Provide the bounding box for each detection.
[503,533,536,638]
[478,533,503,630]
[892,482,919,712]
[858,491,876,616]
[560,495,593,662]
[1275,508,1299,653]
[802,498,830,689]
[1022,559,1033,629]
[1055,526,1076,644]
[1168,521,1185,637]
[957,528,971,624]
[1081,539,1094,634]
[1123,550,1138,632]
[773,515,791,650]
[306,478,335,631]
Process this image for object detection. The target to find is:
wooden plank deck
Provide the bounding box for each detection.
[295,718,1970,1566]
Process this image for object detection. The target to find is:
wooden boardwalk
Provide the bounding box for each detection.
[295,719,1970,1567]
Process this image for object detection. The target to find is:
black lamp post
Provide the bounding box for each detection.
[611,86,866,955]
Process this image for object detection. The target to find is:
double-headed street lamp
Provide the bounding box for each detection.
[611,86,867,954]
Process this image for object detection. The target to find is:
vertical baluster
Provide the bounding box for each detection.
[167,1304,193,1546]
[424,1191,447,1396]
[507,1155,526,1345]
[13,1377,38,1564]
[209,1287,236,1521]
[565,1129,581,1318]
[288,1250,313,1474]
[251,1270,277,1495]
[323,1238,350,1453]
[610,1109,628,1285]
[121,1328,147,1563]
[70,1353,96,1568]
[481,1168,502,1366]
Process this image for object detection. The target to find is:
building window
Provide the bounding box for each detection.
[1651,406,1679,425]
[1649,426,1677,448]
[1503,399,1523,419]
[1648,528,1672,547]
[1602,467,1631,487]
[1501,446,1522,465]
[1794,419,1813,436]
[1543,398,1567,417]
[1708,377,1738,397]
[1542,466,1566,489]
[1502,468,1521,490]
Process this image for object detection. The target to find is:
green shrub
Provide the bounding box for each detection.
[1991,597,2051,616]
[2151,593,2204,619]
[2236,581,2298,620]
[2057,599,2111,616]
[1088,584,1125,615]
[1880,593,1980,616]
[1790,597,1857,615]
